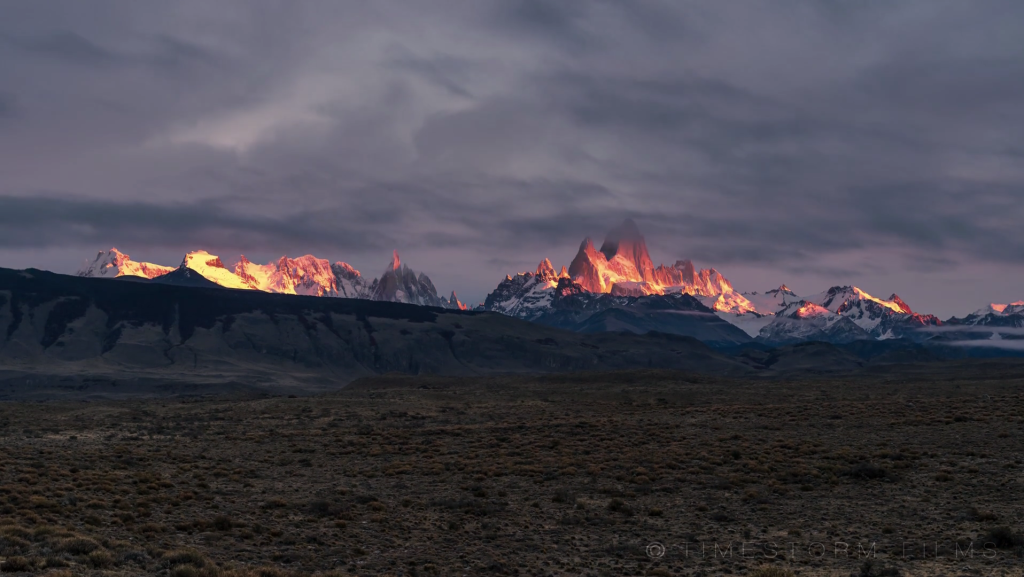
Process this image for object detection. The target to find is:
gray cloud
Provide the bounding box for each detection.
[0,0,1023,314]
[15,30,117,66]
[0,194,383,252]
[0,92,14,118]
[948,340,1024,351]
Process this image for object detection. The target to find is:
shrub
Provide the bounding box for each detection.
[983,526,1023,549]
[0,556,33,572]
[843,463,887,480]
[552,489,575,504]
[965,507,998,521]
[118,550,148,565]
[751,567,794,577]
[0,534,31,555]
[262,498,288,509]
[164,548,209,568]
[172,566,200,577]
[88,549,114,568]
[606,498,633,516]
[54,536,99,555]
[857,559,901,576]
[44,555,69,568]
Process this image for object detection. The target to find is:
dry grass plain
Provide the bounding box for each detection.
[1,368,1023,576]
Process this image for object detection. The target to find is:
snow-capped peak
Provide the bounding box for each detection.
[888,294,913,314]
[536,258,557,279]
[564,219,745,305]
[76,247,468,308]
[77,248,174,279]
[809,286,908,317]
[448,291,467,310]
[756,284,940,342]
[181,251,253,290]
[232,254,341,296]
[969,301,1024,317]
[739,285,802,315]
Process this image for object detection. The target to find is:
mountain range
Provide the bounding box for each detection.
[79,247,466,310]
[0,266,760,398]
[5,264,1024,400]
[74,219,1023,351]
[480,219,1020,350]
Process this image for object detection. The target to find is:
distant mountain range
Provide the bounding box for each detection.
[480,219,1021,351]
[0,266,760,397]
[79,247,466,310]
[5,265,1024,399]
[74,219,1023,351]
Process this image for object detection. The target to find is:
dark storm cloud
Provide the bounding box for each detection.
[0,195,382,252]
[1,0,1024,311]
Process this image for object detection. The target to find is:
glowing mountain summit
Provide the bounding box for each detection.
[78,248,174,279]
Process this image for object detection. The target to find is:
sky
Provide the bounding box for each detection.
[1,1,1023,317]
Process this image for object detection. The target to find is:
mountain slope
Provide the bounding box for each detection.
[0,267,756,397]
[134,267,224,289]
[488,274,752,347]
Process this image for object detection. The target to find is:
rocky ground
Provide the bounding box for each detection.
[1,368,1023,576]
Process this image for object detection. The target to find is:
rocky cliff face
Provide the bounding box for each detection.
[368,251,451,308]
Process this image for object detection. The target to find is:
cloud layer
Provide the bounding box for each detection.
[2,1,1023,314]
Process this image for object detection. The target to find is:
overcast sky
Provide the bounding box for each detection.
[1,1,1023,316]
